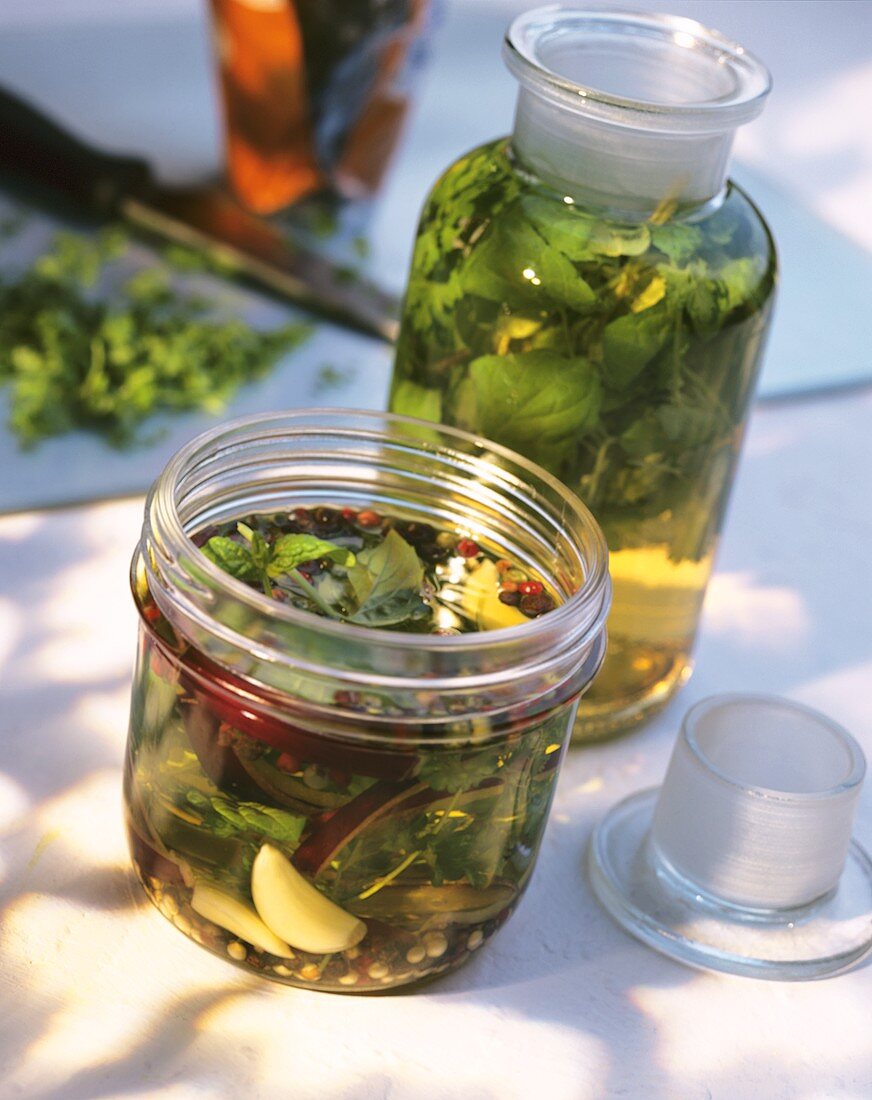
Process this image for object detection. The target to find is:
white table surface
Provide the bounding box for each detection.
[1,387,871,1099]
[1,2,872,1097]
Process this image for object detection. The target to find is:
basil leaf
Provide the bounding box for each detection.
[201,536,258,582]
[347,529,427,626]
[467,350,602,471]
[268,534,355,576]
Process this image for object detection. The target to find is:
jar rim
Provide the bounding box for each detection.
[151,407,609,655]
[504,6,771,133]
[140,409,611,729]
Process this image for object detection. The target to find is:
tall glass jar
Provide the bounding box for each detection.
[124,410,610,992]
[389,9,777,740]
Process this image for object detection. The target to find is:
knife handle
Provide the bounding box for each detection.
[0,83,153,216]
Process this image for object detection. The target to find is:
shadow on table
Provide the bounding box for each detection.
[3,390,872,1097]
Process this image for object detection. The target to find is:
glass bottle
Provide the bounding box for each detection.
[208,0,433,215]
[124,409,610,991]
[389,8,777,740]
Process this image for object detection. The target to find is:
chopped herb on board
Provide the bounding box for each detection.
[0,224,311,448]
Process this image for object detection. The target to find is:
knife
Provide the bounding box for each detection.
[0,84,400,343]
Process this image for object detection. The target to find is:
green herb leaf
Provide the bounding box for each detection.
[466,350,602,472]
[521,195,595,261]
[463,218,595,312]
[589,222,651,257]
[390,379,443,424]
[417,750,502,794]
[651,223,703,264]
[347,529,428,626]
[268,534,355,575]
[602,304,672,388]
[201,536,258,582]
[187,791,306,848]
[0,225,311,448]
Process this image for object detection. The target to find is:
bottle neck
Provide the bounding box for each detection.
[511,87,735,219]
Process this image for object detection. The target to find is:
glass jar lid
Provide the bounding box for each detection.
[504,6,771,134]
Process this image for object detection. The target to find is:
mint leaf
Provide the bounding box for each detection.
[521,195,595,261]
[201,536,258,582]
[719,258,764,311]
[589,222,651,257]
[530,248,596,312]
[417,749,501,794]
[602,304,671,388]
[651,224,703,264]
[467,350,602,472]
[268,534,355,576]
[390,379,442,424]
[463,218,595,312]
[347,529,427,626]
[187,791,306,849]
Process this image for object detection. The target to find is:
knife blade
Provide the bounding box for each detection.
[0,84,400,343]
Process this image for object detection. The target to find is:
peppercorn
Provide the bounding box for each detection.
[419,543,451,564]
[400,521,436,545]
[457,538,480,558]
[312,506,342,534]
[356,509,382,527]
[520,592,555,617]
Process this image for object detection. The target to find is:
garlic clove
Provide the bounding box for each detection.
[191,881,293,957]
[251,843,367,954]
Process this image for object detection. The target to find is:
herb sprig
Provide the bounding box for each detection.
[201,522,429,627]
[0,223,311,448]
[391,139,775,562]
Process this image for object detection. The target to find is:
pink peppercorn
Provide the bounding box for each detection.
[456,538,480,558]
[518,580,543,597]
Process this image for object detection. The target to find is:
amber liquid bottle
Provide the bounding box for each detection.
[208,0,429,214]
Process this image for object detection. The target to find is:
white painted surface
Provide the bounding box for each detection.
[0,388,871,1099]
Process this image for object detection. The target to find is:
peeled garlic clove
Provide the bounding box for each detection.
[191,881,293,957]
[251,843,367,954]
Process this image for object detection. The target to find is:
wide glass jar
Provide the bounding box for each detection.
[389,9,777,740]
[124,409,610,992]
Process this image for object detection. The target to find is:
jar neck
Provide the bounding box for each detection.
[511,88,734,218]
[140,410,611,742]
[503,8,771,221]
